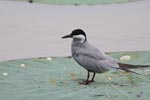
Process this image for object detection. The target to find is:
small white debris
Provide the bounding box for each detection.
[120,55,131,61]
[47,57,52,60]
[21,64,25,67]
[108,77,112,80]
[3,72,8,76]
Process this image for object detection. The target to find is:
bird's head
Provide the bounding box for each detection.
[62,29,87,42]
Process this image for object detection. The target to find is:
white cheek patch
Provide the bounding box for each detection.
[73,35,86,43]
[73,35,85,40]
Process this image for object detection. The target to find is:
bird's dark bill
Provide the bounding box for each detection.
[62,34,72,38]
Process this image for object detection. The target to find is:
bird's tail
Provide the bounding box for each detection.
[117,62,150,69]
[117,62,150,75]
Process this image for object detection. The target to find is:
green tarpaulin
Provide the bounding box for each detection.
[0,51,150,100]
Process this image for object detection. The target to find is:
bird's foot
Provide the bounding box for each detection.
[79,81,90,85]
[89,80,95,82]
[79,80,94,85]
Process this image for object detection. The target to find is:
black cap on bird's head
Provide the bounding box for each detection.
[62,29,87,41]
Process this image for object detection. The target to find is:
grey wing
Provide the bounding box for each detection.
[72,42,106,60]
[98,59,119,69]
[73,54,107,73]
[81,46,118,68]
[73,51,119,73]
[72,42,119,73]
[82,45,106,60]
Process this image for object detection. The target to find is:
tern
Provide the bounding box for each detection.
[62,29,150,85]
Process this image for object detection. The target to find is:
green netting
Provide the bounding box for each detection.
[0,51,150,100]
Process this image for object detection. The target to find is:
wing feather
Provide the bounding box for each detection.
[72,42,119,73]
